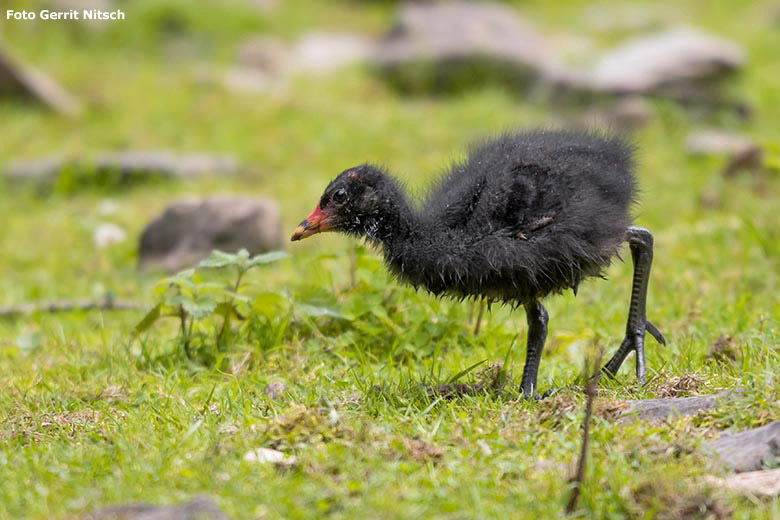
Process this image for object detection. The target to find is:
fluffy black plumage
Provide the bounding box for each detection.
[299,130,636,305]
[292,129,664,396]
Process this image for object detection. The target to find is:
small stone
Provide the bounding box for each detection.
[83,496,228,520]
[263,381,286,400]
[706,468,780,496]
[94,223,127,249]
[614,391,733,422]
[707,421,780,473]
[139,196,283,272]
[374,1,558,91]
[687,130,759,156]
[476,439,492,456]
[589,29,744,95]
[0,46,82,115]
[226,32,375,93]
[290,32,377,74]
[243,447,296,466]
[686,130,763,177]
[3,151,240,188]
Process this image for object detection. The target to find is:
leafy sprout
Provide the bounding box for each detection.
[132,249,289,359]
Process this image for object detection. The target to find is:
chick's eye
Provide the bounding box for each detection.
[332,189,347,204]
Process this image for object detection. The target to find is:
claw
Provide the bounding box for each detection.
[646,320,666,345]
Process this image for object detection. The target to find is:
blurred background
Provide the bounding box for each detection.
[1,0,778,297]
[1,1,780,517]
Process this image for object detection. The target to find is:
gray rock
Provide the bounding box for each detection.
[370,8,744,103]
[374,1,559,91]
[94,151,238,179]
[588,28,744,95]
[3,151,239,187]
[686,130,764,177]
[3,156,66,183]
[706,468,780,496]
[290,32,377,74]
[139,196,283,272]
[617,391,732,422]
[687,130,759,156]
[240,33,376,75]
[708,421,780,473]
[83,496,227,520]
[225,32,375,93]
[0,46,82,115]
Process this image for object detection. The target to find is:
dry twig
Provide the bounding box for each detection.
[566,348,604,514]
[0,299,144,318]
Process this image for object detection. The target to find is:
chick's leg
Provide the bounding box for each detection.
[602,226,666,384]
[520,301,548,399]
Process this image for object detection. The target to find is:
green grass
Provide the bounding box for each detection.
[1,0,780,518]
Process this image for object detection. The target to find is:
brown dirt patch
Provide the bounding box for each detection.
[403,438,444,463]
[709,333,739,363]
[653,374,705,398]
[630,479,732,519]
[1,409,104,444]
[536,393,578,428]
[595,400,630,421]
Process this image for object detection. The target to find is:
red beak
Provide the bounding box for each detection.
[291,205,333,241]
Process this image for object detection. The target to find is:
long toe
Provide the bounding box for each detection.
[646,320,666,345]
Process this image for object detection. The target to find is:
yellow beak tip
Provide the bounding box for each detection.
[291,225,309,242]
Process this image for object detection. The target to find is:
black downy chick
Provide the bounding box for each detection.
[291,130,666,397]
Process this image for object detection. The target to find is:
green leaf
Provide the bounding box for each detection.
[248,251,290,267]
[133,303,162,336]
[164,292,187,308]
[214,301,239,319]
[164,269,196,288]
[252,291,288,317]
[173,268,195,279]
[183,296,217,320]
[222,291,252,303]
[297,303,347,320]
[236,248,250,269]
[196,282,229,291]
[198,250,238,269]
